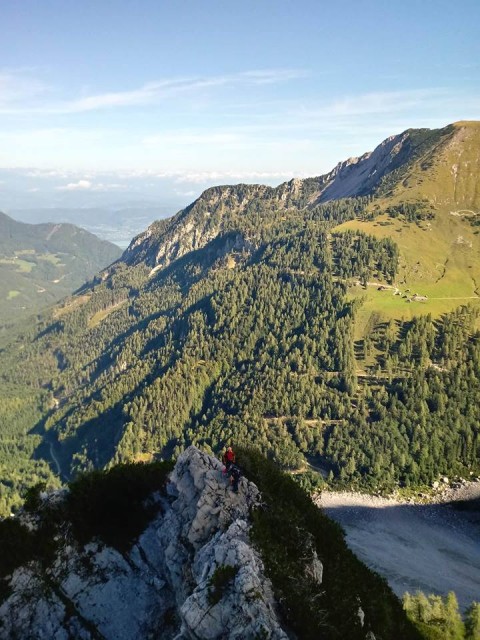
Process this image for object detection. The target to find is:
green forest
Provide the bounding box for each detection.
[0,186,478,516]
[403,591,480,640]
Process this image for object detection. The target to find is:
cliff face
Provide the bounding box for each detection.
[122,184,271,272]
[317,132,411,201]
[0,447,288,640]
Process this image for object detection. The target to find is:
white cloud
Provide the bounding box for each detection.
[0,70,48,107]
[23,168,73,178]
[0,68,307,115]
[173,170,297,184]
[0,127,107,149]
[56,179,92,191]
[238,69,308,85]
[175,189,197,197]
[55,179,127,192]
[319,89,448,117]
[143,131,244,147]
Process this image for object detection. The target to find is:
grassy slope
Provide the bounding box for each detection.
[335,122,480,338]
[0,213,122,328]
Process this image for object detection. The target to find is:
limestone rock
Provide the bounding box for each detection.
[0,446,286,640]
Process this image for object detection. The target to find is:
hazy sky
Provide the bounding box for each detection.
[1,0,479,207]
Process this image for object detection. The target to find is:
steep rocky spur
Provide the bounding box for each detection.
[0,448,288,640]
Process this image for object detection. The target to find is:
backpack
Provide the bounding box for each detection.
[230,465,241,480]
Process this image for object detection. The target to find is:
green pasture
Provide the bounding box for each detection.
[37,253,63,266]
[88,300,128,328]
[0,257,35,273]
[335,199,480,339]
[349,285,480,340]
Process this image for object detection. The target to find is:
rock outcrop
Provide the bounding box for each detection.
[0,447,288,639]
[318,132,411,201]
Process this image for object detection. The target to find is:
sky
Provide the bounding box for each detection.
[1,0,479,213]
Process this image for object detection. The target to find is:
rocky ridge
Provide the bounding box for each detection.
[318,131,411,201]
[0,447,289,639]
[119,124,459,274]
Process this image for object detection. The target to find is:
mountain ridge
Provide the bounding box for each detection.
[0,211,121,328]
[0,446,421,640]
[120,121,477,279]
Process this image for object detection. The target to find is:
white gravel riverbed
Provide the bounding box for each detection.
[316,483,480,610]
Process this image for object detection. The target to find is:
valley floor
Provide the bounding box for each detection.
[316,483,480,611]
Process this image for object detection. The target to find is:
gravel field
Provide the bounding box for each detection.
[316,483,480,610]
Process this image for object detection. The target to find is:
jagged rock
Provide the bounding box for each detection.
[0,447,286,640]
[358,606,365,627]
[179,520,285,639]
[305,549,323,585]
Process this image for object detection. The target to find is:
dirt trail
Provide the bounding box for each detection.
[316,484,480,610]
[49,442,62,477]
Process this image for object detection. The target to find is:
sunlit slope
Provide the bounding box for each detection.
[385,121,480,210]
[335,122,480,333]
[0,212,122,328]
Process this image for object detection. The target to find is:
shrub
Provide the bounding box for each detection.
[0,459,174,605]
[23,482,47,512]
[67,460,174,551]
[236,446,423,640]
[208,564,239,605]
[0,519,37,578]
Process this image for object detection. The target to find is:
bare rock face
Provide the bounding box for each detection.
[122,184,269,272]
[0,447,287,640]
[164,448,286,639]
[318,132,411,202]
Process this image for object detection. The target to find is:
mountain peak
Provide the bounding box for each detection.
[452,120,480,128]
[120,122,480,274]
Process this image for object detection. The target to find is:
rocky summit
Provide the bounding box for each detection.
[0,447,289,640]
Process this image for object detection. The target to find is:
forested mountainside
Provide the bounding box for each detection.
[0,121,479,515]
[0,212,121,329]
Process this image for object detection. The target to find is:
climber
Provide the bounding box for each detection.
[227,464,242,493]
[222,446,236,472]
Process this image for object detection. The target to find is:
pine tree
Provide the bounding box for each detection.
[465,602,480,640]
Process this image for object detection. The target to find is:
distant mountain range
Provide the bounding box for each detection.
[0,121,479,523]
[9,204,180,248]
[0,212,121,329]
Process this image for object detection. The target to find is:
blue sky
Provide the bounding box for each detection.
[1,0,479,210]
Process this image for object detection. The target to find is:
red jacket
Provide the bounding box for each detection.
[223,450,235,464]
